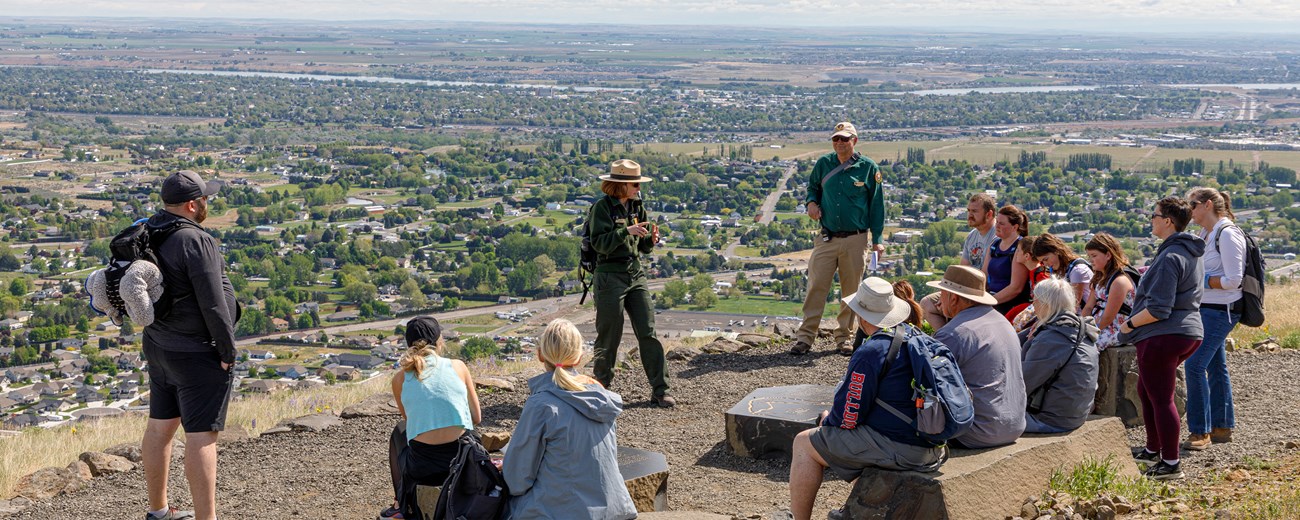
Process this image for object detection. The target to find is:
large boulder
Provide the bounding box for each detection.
[1094,346,1186,426]
[725,385,836,459]
[476,377,516,392]
[480,431,511,452]
[341,393,400,418]
[772,321,798,340]
[843,417,1139,520]
[701,337,749,354]
[13,466,88,500]
[104,442,142,463]
[78,451,136,476]
[278,412,343,433]
[619,446,669,513]
[735,333,774,347]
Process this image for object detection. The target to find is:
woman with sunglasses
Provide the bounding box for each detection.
[1180,187,1245,451]
[1120,197,1205,481]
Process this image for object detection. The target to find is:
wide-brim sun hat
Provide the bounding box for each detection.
[926,265,999,306]
[599,159,654,183]
[842,277,912,329]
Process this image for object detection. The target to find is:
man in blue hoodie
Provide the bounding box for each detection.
[789,277,946,520]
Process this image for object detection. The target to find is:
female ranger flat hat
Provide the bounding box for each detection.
[599,159,654,183]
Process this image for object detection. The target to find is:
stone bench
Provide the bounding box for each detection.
[842,416,1139,520]
[417,446,668,515]
[1095,345,1185,426]
[725,384,835,459]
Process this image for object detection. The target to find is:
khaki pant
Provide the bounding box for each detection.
[798,232,868,345]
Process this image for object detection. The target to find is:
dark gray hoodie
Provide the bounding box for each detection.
[502,372,636,520]
[1120,232,1205,345]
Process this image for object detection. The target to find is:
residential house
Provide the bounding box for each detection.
[31,397,63,413]
[242,380,283,394]
[117,353,144,371]
[4,412,45,429]
[245,349,276,361]
[50,350,82,362]
[6,387,39,404]
[32,381,66,396]
[317,365,360,382]
[57,359,89,379]
[75,386,102,404]
[0,396,18,413]
[325,310,359,322]
[277,365,311,380]
[335,353,384,370]
[0,319,23,331]
[270,318,290,332]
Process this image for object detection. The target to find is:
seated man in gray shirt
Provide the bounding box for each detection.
[927,265,1027,448]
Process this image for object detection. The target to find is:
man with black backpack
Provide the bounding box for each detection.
[789,277,949,520]
[140,170,239,520]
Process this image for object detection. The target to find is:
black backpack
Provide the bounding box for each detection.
[1215,224,1266,327]
[102,218,195,322]
[432,433,509,520]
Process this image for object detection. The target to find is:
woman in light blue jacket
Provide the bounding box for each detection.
[502,319,637,520]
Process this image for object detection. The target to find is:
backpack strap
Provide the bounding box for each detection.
[873,327,916,426]
[1027,313,1086,414]
[819,152,861,190]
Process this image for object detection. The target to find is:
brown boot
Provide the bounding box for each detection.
[1182,433,1212,451]
[1210,427,1233,443]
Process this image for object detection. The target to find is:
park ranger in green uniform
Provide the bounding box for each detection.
[589,159,674,408]
[790,121,885,356]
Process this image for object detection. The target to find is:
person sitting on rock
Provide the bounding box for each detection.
[380,316,482,520]
[789,277,947,520]
[502,319,636,520]
[928,265,1027,448]
[1020,277,1100,433]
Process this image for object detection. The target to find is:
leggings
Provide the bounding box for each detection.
[1136,335,1202,462]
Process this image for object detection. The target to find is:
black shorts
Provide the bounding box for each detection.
[146,344,234,433]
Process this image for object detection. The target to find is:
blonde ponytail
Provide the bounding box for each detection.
[399,338,441,379]
[540,319,586,392]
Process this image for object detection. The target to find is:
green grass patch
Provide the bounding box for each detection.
[449,325,496,334]
[1047,455,1181,504]
[685,294,834,317]
[447,314,506,326]
[732,245,763,257]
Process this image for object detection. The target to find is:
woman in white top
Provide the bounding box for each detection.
[1181,187,1245,451]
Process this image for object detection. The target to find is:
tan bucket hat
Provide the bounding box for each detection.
[925,265,998,306]
[599,159,653,183]
[842,277,912,329]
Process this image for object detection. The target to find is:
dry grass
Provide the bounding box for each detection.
[0,374,391,499]
[1230,281,1300,347]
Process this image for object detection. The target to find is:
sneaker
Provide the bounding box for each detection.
[1211,427,1233,443]
[651,394,676,408]
[1182,433,1212,451]
[788,341,812,356]
[1143,460,1184,481]
[826,508,847,520]
[145,508,195,520]
[377,505,403,520]
[1131,447,1159,465]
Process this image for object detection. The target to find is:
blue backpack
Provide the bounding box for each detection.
[873,324,975,446]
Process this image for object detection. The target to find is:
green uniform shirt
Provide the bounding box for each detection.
[588,195,655,273]
[806,151,884,242]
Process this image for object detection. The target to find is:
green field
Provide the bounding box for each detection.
[683,293,836,317]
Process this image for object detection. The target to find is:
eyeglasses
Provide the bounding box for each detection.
[1150,213,1168,220]
[831,136,853,143]
[1190,200,1202,209]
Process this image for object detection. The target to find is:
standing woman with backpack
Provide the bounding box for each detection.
[1181,187,1245,451]
[1120,197,1204,481]
[1082,233,1137,351]
[1031,233,1093,310]
[503,319,637,520]
[380,316,482,520]
[588,159,673,407]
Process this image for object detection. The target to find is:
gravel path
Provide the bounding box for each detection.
[9,343,1300,519]
[1125,349,1300,483]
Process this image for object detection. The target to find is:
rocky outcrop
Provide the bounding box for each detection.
[701,337,750,354]
[476,377,516,392]
[725,385,835,459]
[619,446,669,513]
[78,451,136,477]
[1095,346,1186,426]
[480,431,511,452]
[341,393,400,418]
[13,465,89,501]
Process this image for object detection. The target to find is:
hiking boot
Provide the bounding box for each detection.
[836,339,854,356]
[788,341,812,356]
[1143,460,1184,481]
[652,394,676,408]
[377,505,403,520]
[1131,447,1159,465]
[145,508,194,520]
[1182,433,1212,451]
[1211,427,1233,443]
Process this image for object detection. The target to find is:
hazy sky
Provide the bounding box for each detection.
[6,0,1299,34]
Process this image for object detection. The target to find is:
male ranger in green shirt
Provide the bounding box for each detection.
[790,122,885,356]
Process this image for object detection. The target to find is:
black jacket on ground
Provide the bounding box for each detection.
[142,210,239,364]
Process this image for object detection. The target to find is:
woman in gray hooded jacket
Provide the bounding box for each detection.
[502,319,637,520]
[1020,277,1100,433]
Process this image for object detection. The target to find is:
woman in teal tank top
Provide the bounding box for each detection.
[379,317,481,520]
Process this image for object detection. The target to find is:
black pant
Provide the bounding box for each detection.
[388,421,466,517]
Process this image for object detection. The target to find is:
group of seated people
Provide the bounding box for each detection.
[374,191,1235,520]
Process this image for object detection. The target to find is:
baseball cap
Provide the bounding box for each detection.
[831,122,858,139]
[161,170,222,204]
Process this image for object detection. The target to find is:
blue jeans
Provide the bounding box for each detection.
[1184,306,1239,435]
[1024,413,1072,434]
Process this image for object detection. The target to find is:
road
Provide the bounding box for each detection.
[724,164,798,258]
